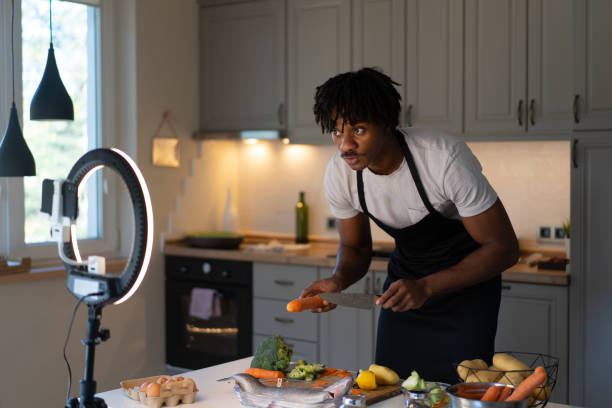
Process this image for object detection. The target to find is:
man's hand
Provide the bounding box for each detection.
[299,277,343,313]
[376,278,431,312]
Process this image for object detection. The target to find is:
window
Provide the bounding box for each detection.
[0,0,116,260]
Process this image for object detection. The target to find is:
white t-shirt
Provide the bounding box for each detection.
[323,127,498,228]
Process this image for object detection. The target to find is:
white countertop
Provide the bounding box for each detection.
[97,357,578,408]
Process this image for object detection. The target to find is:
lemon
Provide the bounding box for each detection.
[356,369,377,390]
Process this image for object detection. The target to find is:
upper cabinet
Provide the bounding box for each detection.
[465,0,573,139]
[287,0,351,145]
[573,0,612,130]
[199,0,285,131]
[198,0,612,142]
[352,0,463,135]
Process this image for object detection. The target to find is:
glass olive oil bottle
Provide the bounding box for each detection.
[296,191,309,243]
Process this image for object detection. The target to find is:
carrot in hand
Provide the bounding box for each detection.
[481,385,504,401]
[505,366,547,402]
[497,386,513,401]
[286,295,326,312]
[244,367,285,379]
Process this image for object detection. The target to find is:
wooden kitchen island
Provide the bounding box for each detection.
[96,357,579,408]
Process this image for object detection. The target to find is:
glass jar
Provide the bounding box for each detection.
[405,390,429,408]
[339,394,366,407]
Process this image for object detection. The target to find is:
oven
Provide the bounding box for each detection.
[165,256,253,370]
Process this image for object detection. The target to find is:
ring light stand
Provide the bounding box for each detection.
[41,148,153,408]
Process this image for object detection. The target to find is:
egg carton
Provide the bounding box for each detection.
[120,375,199,408]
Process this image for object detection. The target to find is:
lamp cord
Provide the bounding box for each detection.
[49,0,53,45]
[11,0,15,103]
[63,292,104,404]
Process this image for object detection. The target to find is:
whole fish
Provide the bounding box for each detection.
[232,373,353,407]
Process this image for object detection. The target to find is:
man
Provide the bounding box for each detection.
[300,68,519,383]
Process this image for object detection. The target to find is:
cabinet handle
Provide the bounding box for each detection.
[406,104,413,127]
[273,279,294,286]
[573,94,580,124]
[572,139,578,169]
[274,317,294,324]
[364,276,371,294]
[277,103,285,126]
[529,99,536,126]
[502,285,512,291]
[517,100,524,127]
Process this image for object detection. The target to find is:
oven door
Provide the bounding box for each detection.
[166,279,252,369]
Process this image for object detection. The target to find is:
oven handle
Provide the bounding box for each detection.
[273,280,295,286]
[274,317,295,324]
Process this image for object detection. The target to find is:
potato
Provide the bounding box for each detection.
[368,364,399,385]
[457,359,488,380]
[465,367,502,383]
[493,353,531,375]
[533,385,551,401]
[497,370,524,386]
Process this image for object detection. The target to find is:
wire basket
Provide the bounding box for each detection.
[455,352,558,408]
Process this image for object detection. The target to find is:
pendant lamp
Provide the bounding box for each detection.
[0,0,36,177]
[30,0,74,120]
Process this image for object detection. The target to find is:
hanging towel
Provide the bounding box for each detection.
[189,288,221,320]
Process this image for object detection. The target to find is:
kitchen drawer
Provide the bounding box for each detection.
[253,334,318,364]
[253,263,318,300]
[253,298,317,342]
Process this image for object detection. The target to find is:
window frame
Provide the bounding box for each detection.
[0,0,119,261]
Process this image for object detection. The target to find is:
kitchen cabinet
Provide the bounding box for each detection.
[287,0,351,145]
[252,263,320,361]
[573,0,612,130]
[495,282,568,404]
[352,0,463,134]
[569,133,612,406]
[465,0,573,139]
[319,268,375,371]
[199,0,285,131]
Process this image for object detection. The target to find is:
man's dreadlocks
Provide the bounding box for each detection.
[313,67,401,134]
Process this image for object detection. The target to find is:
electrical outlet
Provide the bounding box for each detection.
[553,225,566,240]
[538,225,553,240]
[326,216,336,230]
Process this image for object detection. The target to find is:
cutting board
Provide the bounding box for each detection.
[358,383,403,404]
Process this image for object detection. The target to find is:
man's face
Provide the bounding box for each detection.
[331,116,390,171]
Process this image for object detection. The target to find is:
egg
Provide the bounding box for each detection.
[176,376,184,381]
[139,382,150,392]
[157,377,168,384]
[146,382,161,398]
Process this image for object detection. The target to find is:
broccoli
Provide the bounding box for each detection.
[250,335,293,372]
[287,362,326,381]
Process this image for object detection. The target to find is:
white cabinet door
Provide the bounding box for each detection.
[199,0,285,131]
[465,0,527,135]
[495,282,568,403]
[573,1,612,130]
[527,0,573,134]
[405,0,463,134]
[569,133,612,406]
[319,269,374,371]
[287,0,351,144]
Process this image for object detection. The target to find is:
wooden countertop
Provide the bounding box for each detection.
[163,239,569,286]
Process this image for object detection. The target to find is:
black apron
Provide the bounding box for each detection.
[358,130,501,384]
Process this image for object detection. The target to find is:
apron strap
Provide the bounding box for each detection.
[395,130,438,215]
[356,170,369,215]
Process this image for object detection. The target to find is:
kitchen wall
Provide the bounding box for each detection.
[171,138,570,249]
[0,0,200,405]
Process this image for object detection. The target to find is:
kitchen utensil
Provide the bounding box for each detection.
[446,382,526,408]
[318,292,380,310]
[186,231,244,249]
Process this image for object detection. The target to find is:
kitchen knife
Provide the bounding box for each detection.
[318,292,380,310]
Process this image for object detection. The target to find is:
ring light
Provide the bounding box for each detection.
[40,147,154,407]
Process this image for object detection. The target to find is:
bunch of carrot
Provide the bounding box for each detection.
[479,366,547,403]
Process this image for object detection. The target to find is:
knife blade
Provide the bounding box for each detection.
[318,292,380,309]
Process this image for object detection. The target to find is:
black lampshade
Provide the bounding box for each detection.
[0,103,36,177]
[30,44,74,120]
